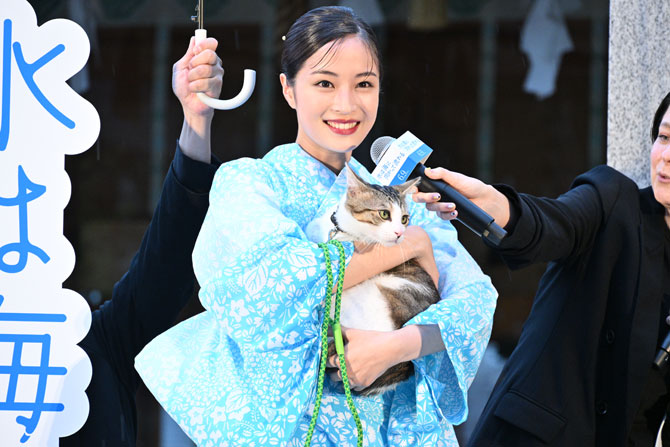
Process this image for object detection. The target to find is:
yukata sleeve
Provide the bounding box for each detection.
[190,158,354,415]
[193,158,353,342]
[402,203,498,425]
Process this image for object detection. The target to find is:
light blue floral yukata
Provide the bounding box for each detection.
[135,143,498,446]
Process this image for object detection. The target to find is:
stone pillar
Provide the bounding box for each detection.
[608,1,670,186]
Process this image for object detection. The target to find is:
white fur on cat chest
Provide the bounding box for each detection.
[336,275,425,332]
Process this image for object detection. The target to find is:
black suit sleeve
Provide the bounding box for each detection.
[488,166,626,269]
[83,143,219,394]
[64,143,219,446]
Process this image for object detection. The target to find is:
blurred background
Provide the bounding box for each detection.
[29,0,608,445]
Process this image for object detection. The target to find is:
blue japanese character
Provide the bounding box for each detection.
[0,165,50,273]
[0,295,67,443]
[0,19,75,152]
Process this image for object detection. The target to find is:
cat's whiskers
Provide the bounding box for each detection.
[361,241,380,260]
[395,240,410,264]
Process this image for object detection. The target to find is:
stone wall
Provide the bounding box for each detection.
[608,1,670,186]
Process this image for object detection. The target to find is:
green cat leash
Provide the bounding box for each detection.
[305,240,363,447]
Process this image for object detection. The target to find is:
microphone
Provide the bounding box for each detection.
[370,133,507,246]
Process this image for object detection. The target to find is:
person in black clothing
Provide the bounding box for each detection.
[414,92,670,446]
[60,36,223,446]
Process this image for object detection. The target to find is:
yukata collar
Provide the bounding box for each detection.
[282,142,373,186]
[287,143,375,243]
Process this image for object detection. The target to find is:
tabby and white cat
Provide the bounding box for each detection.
[327,166,440,396]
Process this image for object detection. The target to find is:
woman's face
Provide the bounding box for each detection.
[651,108,670,222]
[280,35,380,172]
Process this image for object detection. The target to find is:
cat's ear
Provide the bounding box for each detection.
[395,177,421,196]
[345,164,369,191]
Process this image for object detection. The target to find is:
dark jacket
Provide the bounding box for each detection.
[60,146,218,446]
[468,166,668,447]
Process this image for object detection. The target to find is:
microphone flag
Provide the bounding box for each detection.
[371,131,432,185]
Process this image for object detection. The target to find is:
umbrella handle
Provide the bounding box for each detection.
[194,29,256,110]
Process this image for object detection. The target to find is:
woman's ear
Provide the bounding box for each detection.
[279,73,296,110]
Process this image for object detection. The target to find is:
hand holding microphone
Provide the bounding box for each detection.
[417,166,512,230]
[370,133,508,245]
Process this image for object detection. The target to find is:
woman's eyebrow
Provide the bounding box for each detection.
[356,71,378,78]
[309,69,378,78]
[310,69,338,76]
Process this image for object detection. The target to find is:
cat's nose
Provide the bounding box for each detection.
[394,231,403,239]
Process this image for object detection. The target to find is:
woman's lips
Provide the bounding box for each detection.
[325,120,360,135]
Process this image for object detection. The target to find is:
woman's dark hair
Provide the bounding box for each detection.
[651,91,670,142]
[281,6,381,84]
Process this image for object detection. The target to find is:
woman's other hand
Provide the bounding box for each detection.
[328,325,444,390]
[412,167,511,228]
[328,327,400,390]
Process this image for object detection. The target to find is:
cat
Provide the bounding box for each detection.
[326,165,441,396]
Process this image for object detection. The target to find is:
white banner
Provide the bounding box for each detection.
[0,0,97,445]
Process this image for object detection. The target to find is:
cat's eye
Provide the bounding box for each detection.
[379,210,390,220]
[401,215,409,225]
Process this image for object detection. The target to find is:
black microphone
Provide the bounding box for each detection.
[370,136,507,246]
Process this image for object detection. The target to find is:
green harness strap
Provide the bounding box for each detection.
[304,240,363,447]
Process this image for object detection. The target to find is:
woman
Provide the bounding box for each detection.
[136,7,497,446]
[415,93,670,446]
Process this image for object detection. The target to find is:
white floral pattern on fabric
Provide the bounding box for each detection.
[135,143,498,446]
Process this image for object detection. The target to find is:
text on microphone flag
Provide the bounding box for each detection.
[371,131,433,185]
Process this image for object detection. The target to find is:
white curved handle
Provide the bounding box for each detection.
[194,29,256,110]
[196,69,256,110]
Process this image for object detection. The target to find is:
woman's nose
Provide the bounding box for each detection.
[663,145,670,161]
[332,88,356,114]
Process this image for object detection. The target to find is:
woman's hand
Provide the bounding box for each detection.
[328,327,402,390]
[412,167,511,228]
[328,325,443,390]
[174,37,224,162]
[173,36,223,118]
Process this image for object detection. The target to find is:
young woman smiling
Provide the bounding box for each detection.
[136,7,497,446]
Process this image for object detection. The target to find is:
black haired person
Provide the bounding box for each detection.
[415,92,670,446]
[136,6,497,446]
[60,37,223,446]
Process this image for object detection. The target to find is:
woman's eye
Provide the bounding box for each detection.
[316,80,333,88]
[358,81,373,88]
[401,215,409,225]
[659,134,670,143]
[379,210,390,220]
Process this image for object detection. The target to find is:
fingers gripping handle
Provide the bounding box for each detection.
[194,29,256,110]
